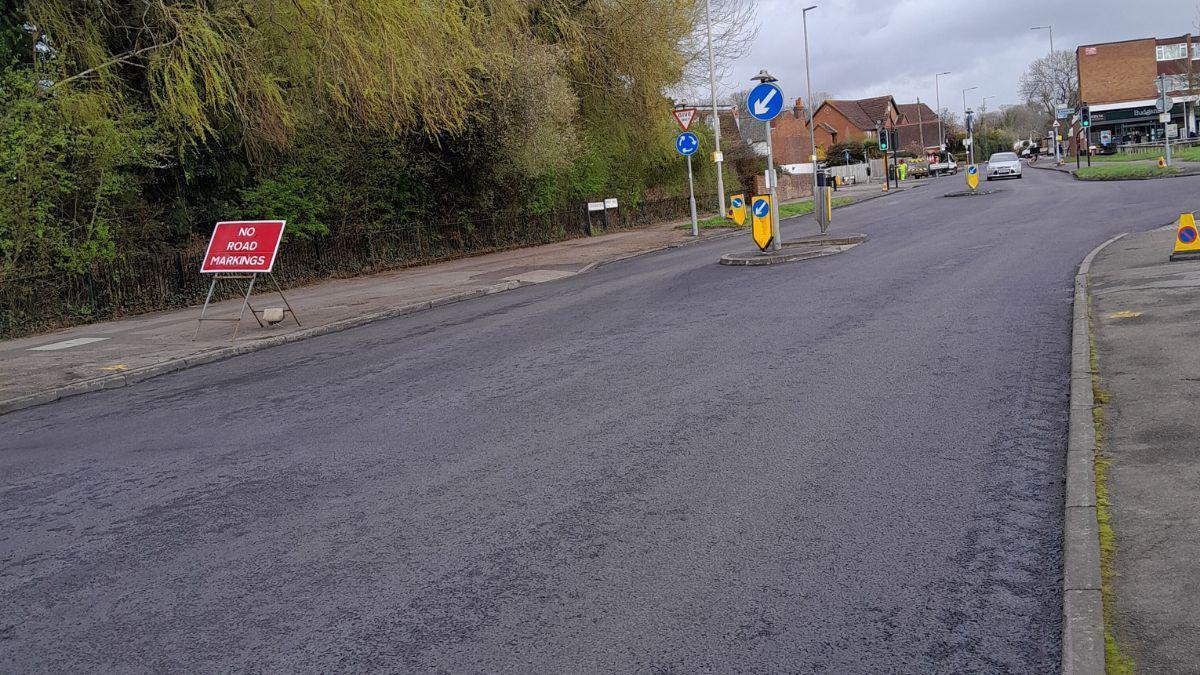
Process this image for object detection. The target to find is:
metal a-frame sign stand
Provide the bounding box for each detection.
[194,271,299,340]
[194,220,301,340]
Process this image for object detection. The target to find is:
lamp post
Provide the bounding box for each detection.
[802,4,818,224]
[752,69,782,251]
[934,71,950,149]
[1031,25,1063,164]
[801,4,820,223]
[704,0,725,220]
[963,86,978,167]
[1030,24,1054,55]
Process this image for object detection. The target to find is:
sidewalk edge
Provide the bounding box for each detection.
[1062,231,1126,675]
[0,280,521,417]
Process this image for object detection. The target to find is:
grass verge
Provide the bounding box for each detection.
[1076,164,1181,180]
[1088,300,1136,675]
[1092,146,1200,163]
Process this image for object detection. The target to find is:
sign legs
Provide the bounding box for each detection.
[194,273,299,341]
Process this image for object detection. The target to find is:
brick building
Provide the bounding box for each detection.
[809,96,900,155]
[768,97,815,166]
[895,102,943,151]
[1076,35,1198,146]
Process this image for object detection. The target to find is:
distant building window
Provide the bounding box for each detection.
[1157,74,1191,92]
[1156,43,1188,61]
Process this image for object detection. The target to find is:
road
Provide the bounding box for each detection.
[3,168,1195,673]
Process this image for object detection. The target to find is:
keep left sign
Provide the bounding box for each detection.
[200,220,286,273]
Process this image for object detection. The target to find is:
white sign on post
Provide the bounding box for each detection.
[587,201,605,212]
[604,198,618,209]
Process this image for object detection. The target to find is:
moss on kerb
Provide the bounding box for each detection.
[1088,298,1135,675]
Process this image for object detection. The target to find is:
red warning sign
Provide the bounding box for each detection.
[200,221,286,273]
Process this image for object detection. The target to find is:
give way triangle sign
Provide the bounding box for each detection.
[672,108,697,131]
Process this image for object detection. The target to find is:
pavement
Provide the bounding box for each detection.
[4,169,1196,672]
[1088,225,1200,674]
[0,181,893,414]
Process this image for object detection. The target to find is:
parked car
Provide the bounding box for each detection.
[986,151,1022,180]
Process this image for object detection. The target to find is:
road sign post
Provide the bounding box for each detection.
[196,220,299,340]
[676,131,700,236]
[966,164,979,190]
[1157,79,1173,166]
[748,74,784,251]
[1052,120,1061,165]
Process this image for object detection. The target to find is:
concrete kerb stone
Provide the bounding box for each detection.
[1064,590,1106,675]
[1062,231,1127,675]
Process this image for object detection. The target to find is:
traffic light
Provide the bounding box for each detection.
[1081,103,1091,128]
[879,131,888,151]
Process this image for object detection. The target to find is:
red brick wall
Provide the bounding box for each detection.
[1078,39,1158,104]
[811,106,860,150]
[752,172,813,201]
[770,99,814,165]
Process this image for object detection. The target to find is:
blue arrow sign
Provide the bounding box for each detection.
[968,165,978,175]
[675,131,699,156]
[731,196,744,208]
[752,198,770,218]
[747,82,784,121]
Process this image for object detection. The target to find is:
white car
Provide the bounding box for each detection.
[986,152,1022,180]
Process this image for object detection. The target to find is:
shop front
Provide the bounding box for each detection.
[1089,99,1195,147]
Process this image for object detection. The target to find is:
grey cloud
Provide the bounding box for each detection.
[724,0,1200,114]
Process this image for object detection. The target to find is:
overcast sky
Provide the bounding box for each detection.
[725,0,1200,114]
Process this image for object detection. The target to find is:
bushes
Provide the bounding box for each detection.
[0,70,167,280]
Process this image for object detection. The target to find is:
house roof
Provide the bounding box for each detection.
[817,95,898,131]
[857,95,897,126]
[896,102,937,125]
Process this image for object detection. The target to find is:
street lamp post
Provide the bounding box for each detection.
[935,71,950,149]
[1031,25,1060,163]
[802,4,818,227]
[963,86,978,167]
[1030,24,1054,55]
[704,0,725,220]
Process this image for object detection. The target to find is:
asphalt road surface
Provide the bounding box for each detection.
[4,168,1197,673]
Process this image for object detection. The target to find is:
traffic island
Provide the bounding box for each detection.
[718,233,867,266]
[943,188,1000,197]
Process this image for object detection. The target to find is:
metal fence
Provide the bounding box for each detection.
[1,194,716,338]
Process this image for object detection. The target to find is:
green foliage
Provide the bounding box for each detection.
[2,0,728,332]
[0,68,167,279]
[823,140,877,166]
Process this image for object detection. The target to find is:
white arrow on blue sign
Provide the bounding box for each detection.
[731,196,744,208]
[747,82,784,121]
[675,131,699,156]
[752,198,770,218]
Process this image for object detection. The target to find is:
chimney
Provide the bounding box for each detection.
[794,97,805,118]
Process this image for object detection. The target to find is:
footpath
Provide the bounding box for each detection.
[1085,225,1200,673]
[0,181,896,415]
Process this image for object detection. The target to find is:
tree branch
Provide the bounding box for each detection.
[47,37,178,91]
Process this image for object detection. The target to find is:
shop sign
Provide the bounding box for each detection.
[1091,104,1180,123]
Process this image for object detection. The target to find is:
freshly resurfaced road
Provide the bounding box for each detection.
[3,168,1196,673]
